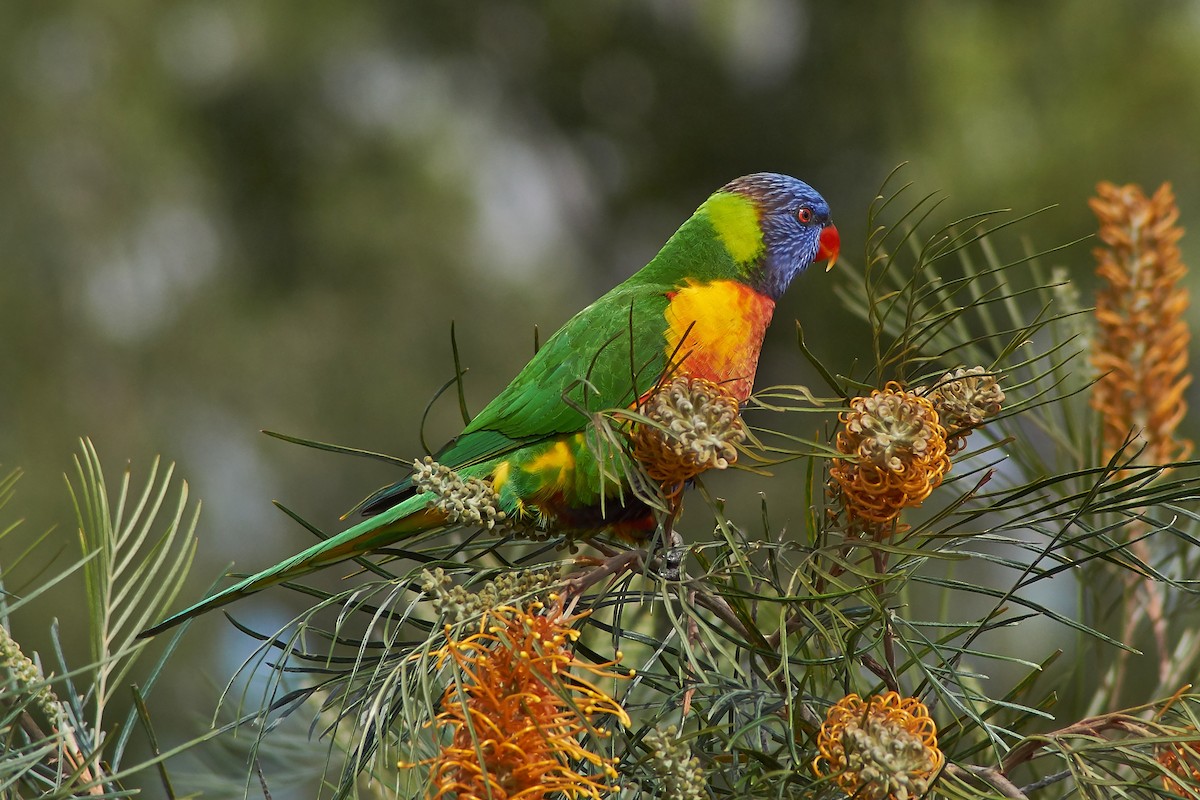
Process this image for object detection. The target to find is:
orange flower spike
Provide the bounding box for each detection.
[425,604,628,800]
[1090,181,1192,466]
[1157,734,1200,795]
[813,691,944,800]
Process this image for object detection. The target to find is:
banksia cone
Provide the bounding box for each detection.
[829,382,951,529]
[426,602,629,800]
[1090,182,1192,466]
[632,376,747,498]
[813,691,944,800]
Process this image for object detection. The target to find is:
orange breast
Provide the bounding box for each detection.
[663,279,776,402]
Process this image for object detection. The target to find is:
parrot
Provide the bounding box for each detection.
[140,172,838,637]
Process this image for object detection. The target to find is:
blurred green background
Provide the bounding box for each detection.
[4,0,1200,760]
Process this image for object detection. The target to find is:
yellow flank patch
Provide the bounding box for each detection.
[704,192,763,263]
[526,440,576,487]
[491,461,511,492]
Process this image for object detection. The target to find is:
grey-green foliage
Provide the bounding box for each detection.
[0,441,220,798]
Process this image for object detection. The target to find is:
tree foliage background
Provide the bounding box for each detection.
[4,1,1200,797]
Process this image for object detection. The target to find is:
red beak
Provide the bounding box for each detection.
[817,223,840,272]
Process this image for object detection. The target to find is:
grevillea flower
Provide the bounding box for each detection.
[632,376,747,497]
[925,367,1005,455]
[813,691,944,800]
[642,725,706,800]
[420,567,560,624]
[1090,181,1192,466]
[1156,735,1200,795]
[1,623,60,722]
[829,382,951,528]
[425,602,630,800]
[413,456,508,530]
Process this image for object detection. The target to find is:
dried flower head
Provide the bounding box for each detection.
[413,457,507,530]
[632,376,747,496]
[813,691,944,800]
[1156,735,1200,796]
[829,382,951,528]
[643,725,707,800]
[926,367,1005,454]
[425,602,630,800]
[1090,181,1192,466]
[420,567,560,624]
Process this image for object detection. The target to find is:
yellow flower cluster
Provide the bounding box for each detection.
[425,603,629,800]
[829,382,951,528]
[1090,181,1192,466]
[813,691,944,800]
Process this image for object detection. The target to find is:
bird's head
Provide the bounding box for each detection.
[705,173,839,300]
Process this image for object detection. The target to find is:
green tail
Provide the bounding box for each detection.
[138,494,442,638]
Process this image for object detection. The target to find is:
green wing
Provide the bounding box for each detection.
[467,285,671,438]
[356,283,672,514]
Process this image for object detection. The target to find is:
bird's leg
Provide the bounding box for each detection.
[565,494,683,597]
[660,495,685,581]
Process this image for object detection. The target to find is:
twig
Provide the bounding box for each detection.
[1018,769,1073,795]
[563,549,644,596]
[255,757,273,800]
[949,763,1030,799]
[859,655,900,693]
[1000,711,1150,775]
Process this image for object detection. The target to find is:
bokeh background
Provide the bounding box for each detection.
[4,0,1200,779]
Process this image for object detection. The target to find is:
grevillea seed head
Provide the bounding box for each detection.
[632,376,747,496]
[643,725,707,800]
[813,692,944,800]
[926,367,1005,454]
[829,382,951,530]
[420,567,560,624]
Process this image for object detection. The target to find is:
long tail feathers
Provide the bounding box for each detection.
[138,496,445,638]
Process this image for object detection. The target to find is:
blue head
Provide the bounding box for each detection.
[718,173,839,300]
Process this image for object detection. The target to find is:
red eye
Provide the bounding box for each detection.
[797,207,814,224]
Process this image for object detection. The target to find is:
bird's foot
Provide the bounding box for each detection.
[660,527,685,581]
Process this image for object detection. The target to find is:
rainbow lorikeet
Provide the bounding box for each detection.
[141,172,838,637]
